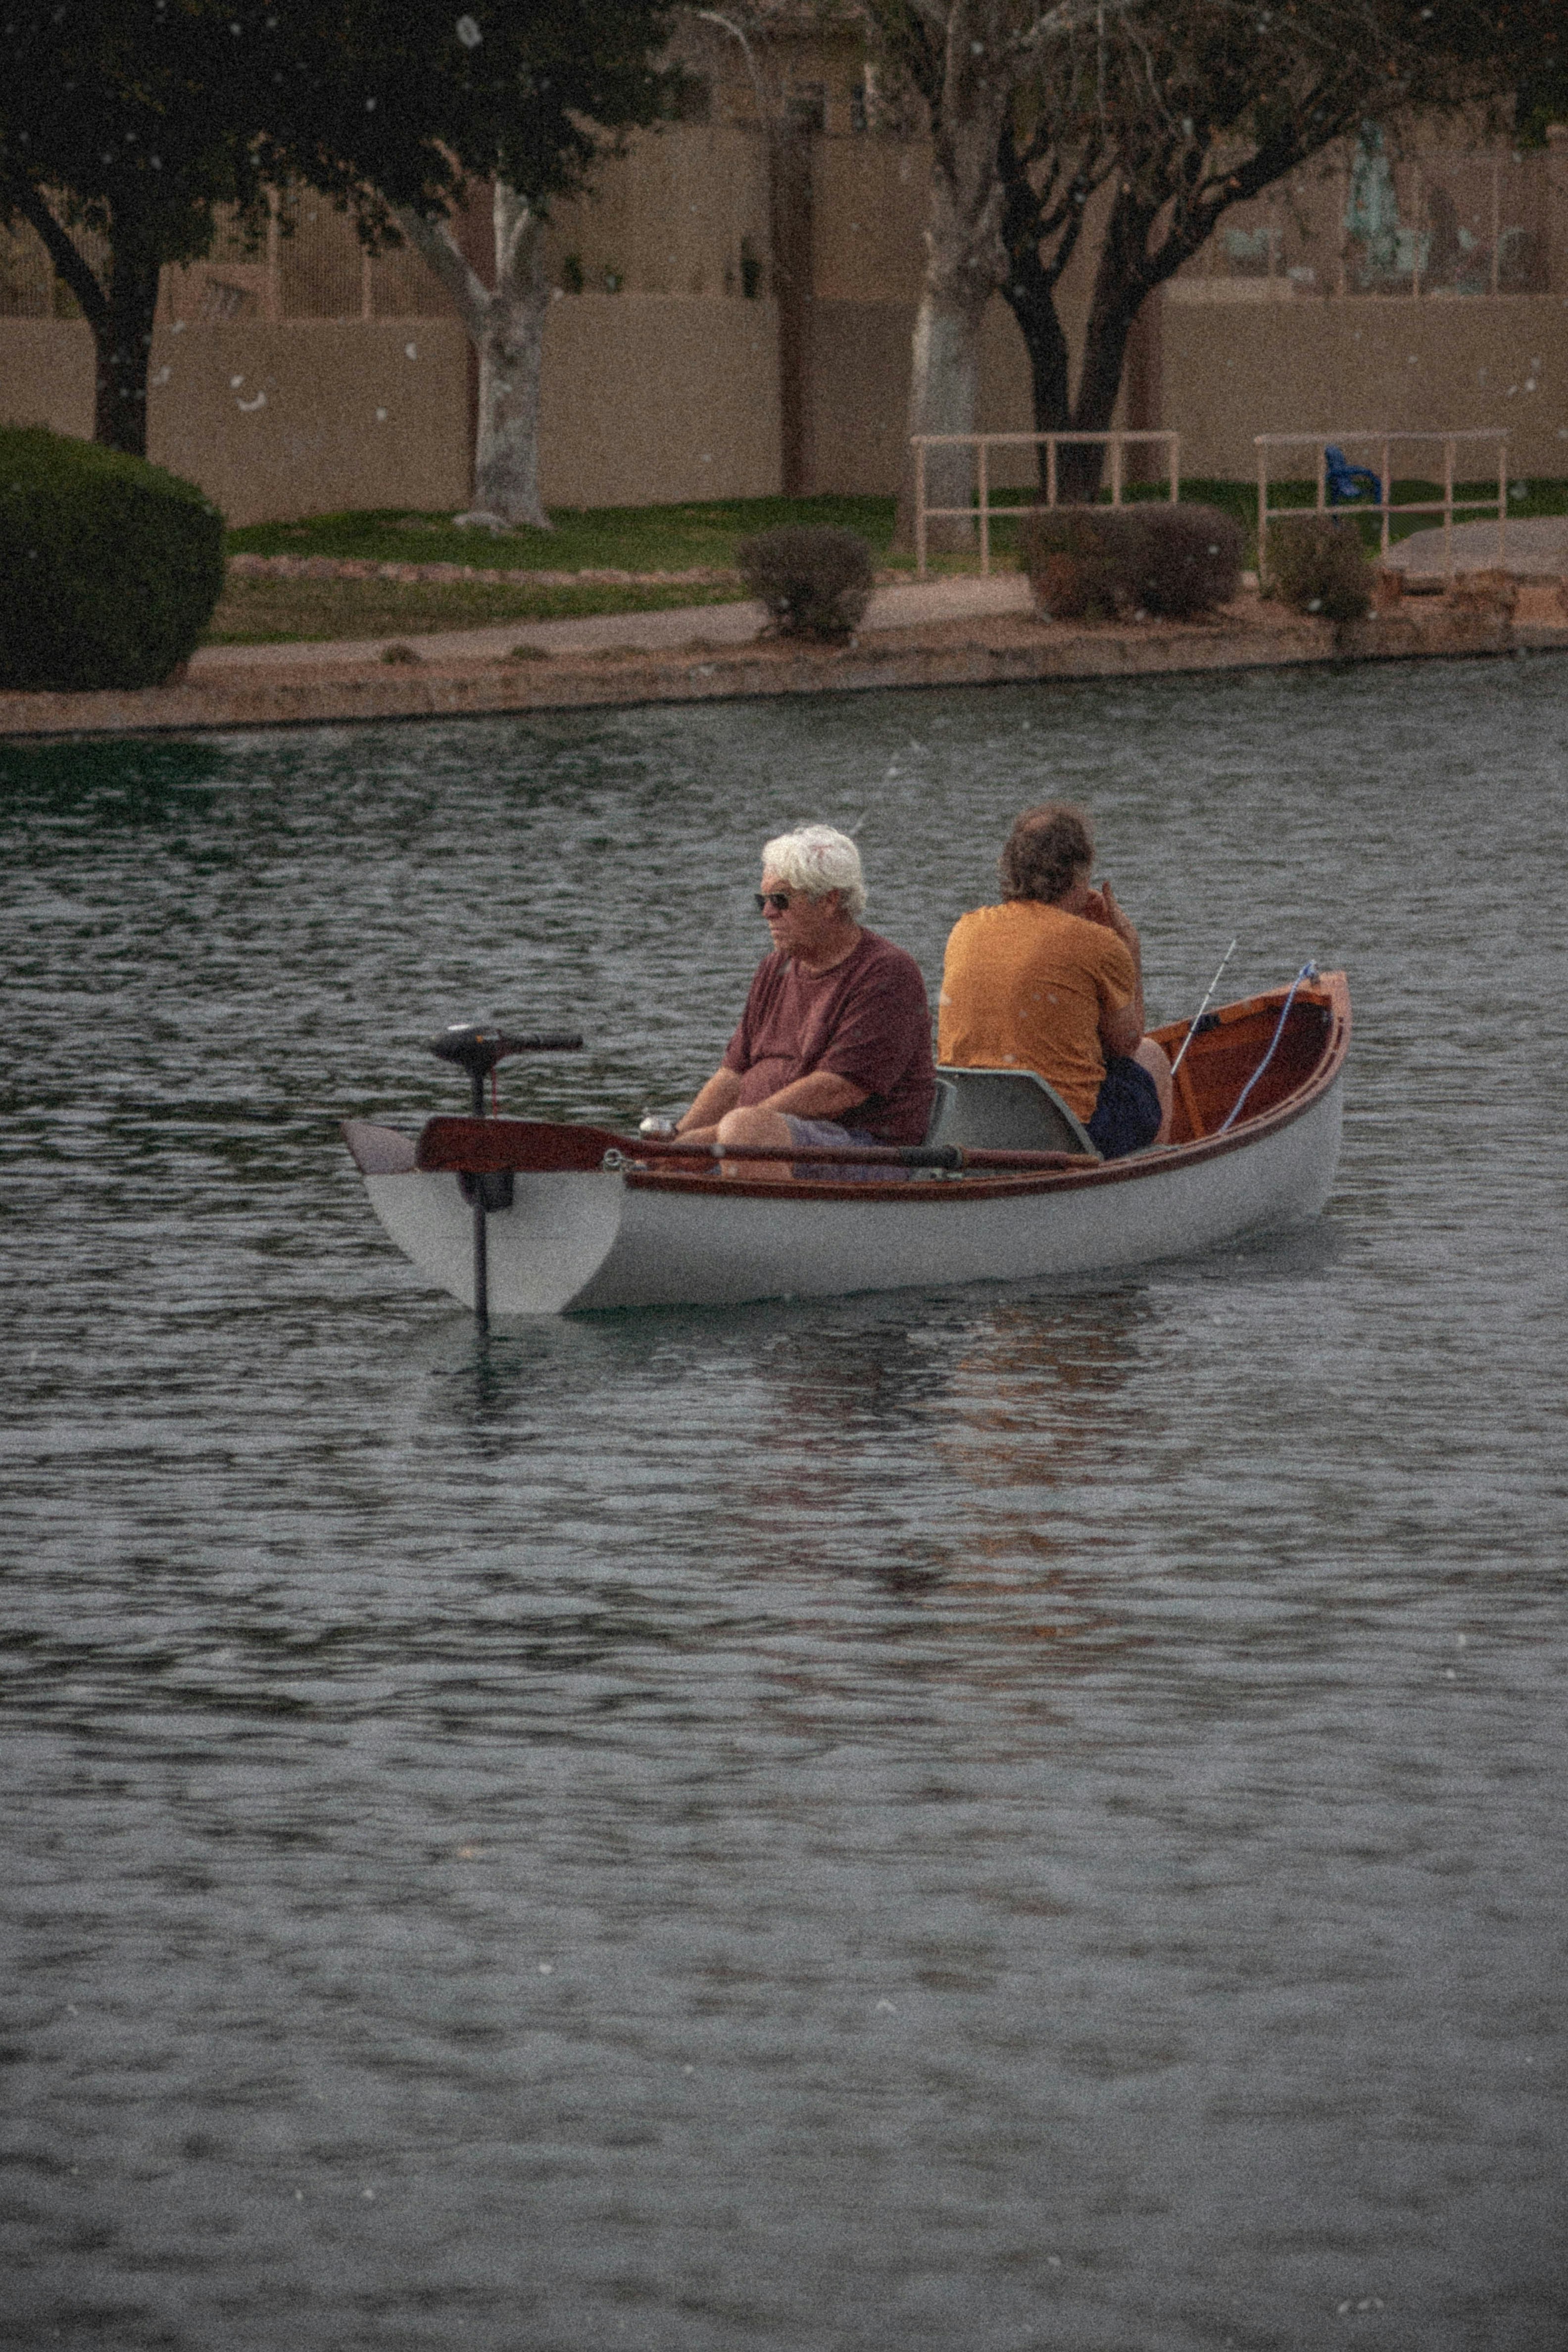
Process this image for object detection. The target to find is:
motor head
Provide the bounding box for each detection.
[428,1023,583,1080]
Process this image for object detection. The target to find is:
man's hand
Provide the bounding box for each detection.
[1089,880,1147,1054]
[1086,880,1140,953]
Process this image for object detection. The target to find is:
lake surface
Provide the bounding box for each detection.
[2,659,1565,2352]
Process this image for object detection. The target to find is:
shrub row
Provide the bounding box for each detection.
[0,427,225,691]
[1019,502,1245,621]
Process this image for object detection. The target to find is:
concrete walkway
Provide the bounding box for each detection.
[190,570,1034,674]
[1384,515,1568,575]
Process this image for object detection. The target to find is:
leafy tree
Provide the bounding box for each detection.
[0,0,287,454]
[858,0,1133,547]
[995,0,1560,499]
[0,0,677,522]
[281,0,680,527]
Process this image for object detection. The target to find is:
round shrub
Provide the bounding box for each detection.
[1018,506,1134,620]
[1266,514,1372,622]
[0,427,225,690]
[1120,501,1243,618]
[735,525,875,641]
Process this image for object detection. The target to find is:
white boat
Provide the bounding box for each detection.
[343,972,1350,1317]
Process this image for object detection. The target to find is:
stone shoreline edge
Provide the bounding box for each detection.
[2,607,1562,741]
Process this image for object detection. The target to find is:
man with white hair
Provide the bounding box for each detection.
[671,824,935,1176]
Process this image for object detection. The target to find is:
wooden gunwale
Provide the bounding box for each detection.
[623,975,1350,1205]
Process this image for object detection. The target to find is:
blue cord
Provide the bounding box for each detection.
[1217,962,1319,1134]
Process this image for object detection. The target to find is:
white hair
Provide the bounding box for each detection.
[760,824,867,920]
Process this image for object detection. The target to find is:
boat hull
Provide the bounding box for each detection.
[356,1068,1342,1316]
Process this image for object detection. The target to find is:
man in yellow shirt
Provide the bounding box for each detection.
[937,803,1173,1158]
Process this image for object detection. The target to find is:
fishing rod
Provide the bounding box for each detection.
[1170,937,1238,1076]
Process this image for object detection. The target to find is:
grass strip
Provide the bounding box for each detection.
[225,495,904,578]
[219,478,1568,631]
[204,576,745,646]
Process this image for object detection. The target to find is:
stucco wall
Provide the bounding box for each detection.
[1161,289,1568,477]
[537,295,781,506]
[0,318,470,523]
[0,298,782,521]
[4,283,1563,519]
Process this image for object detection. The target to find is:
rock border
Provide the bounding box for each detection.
[2,601,1557,742]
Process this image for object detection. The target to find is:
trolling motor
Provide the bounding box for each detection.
[427,1022,584,1327]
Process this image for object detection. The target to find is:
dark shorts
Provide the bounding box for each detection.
[783,1116,903,1181]
[1086,1056,1161,1159]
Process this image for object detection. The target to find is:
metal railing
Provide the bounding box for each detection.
[1254,430,1510,582]
[912,430,1181,577]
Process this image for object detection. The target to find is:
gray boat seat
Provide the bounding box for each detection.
[926,1066,1101,1159]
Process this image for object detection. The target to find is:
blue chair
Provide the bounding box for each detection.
[1324,444,1382,506]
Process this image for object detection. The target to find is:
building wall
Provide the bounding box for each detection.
[1,121,1565,517]
[0,319,471,523]
[1161,289,1568,476]
[0,301,781,523]
[537,295,781,506]
[541,125,772,301]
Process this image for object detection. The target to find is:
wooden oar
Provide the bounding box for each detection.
[417,1117,1094,1177]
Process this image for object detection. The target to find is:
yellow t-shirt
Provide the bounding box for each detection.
[937,900,1136,1121]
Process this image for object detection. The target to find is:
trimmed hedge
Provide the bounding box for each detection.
[1265,514,1372,622]
[735,524,875,640]
[0,427,225,690]
[1018,506,1130,620]
[1020,500,1243,621]
[1122,502,1243,617]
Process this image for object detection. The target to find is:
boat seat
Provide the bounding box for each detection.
[926,1067,1101,1159]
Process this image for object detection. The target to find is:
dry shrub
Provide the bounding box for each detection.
[1266,516,1372,621]
[1371,567,1405,613]
[1119,502,1243,618]
[1018,507,1132,620]
[736,525,875,640]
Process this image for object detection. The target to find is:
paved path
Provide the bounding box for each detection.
[1384,515,1568,575]
[190,571,1034,674]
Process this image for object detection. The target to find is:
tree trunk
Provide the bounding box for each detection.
[1060,193,1159,497]
[997,177,1158,504]
[998,244,1071,495]
[93,235,162,457]
[769,120,815,498]
[891,4,1012,553]
[17,187,160,458]
[397,179,552,530]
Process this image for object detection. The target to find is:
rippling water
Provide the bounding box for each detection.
[3,660,1566,2352]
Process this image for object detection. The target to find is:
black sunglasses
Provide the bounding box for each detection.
[754,890,795,913]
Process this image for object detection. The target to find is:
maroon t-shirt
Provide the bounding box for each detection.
[722,929,936,1146]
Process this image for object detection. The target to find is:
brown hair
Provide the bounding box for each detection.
[998,803,1094,904]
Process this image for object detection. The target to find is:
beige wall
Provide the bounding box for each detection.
[1162,289,1568,476]
[537,294,781,505]
[0,299,781,521]
[2,161,1563,520]
[808,299,1060,495]
[0,318,470,523]
[543,126,771,301]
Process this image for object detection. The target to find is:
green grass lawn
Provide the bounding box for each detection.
[216,478,1568,640]
[224,495,905,576]
[205,573,744,647]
